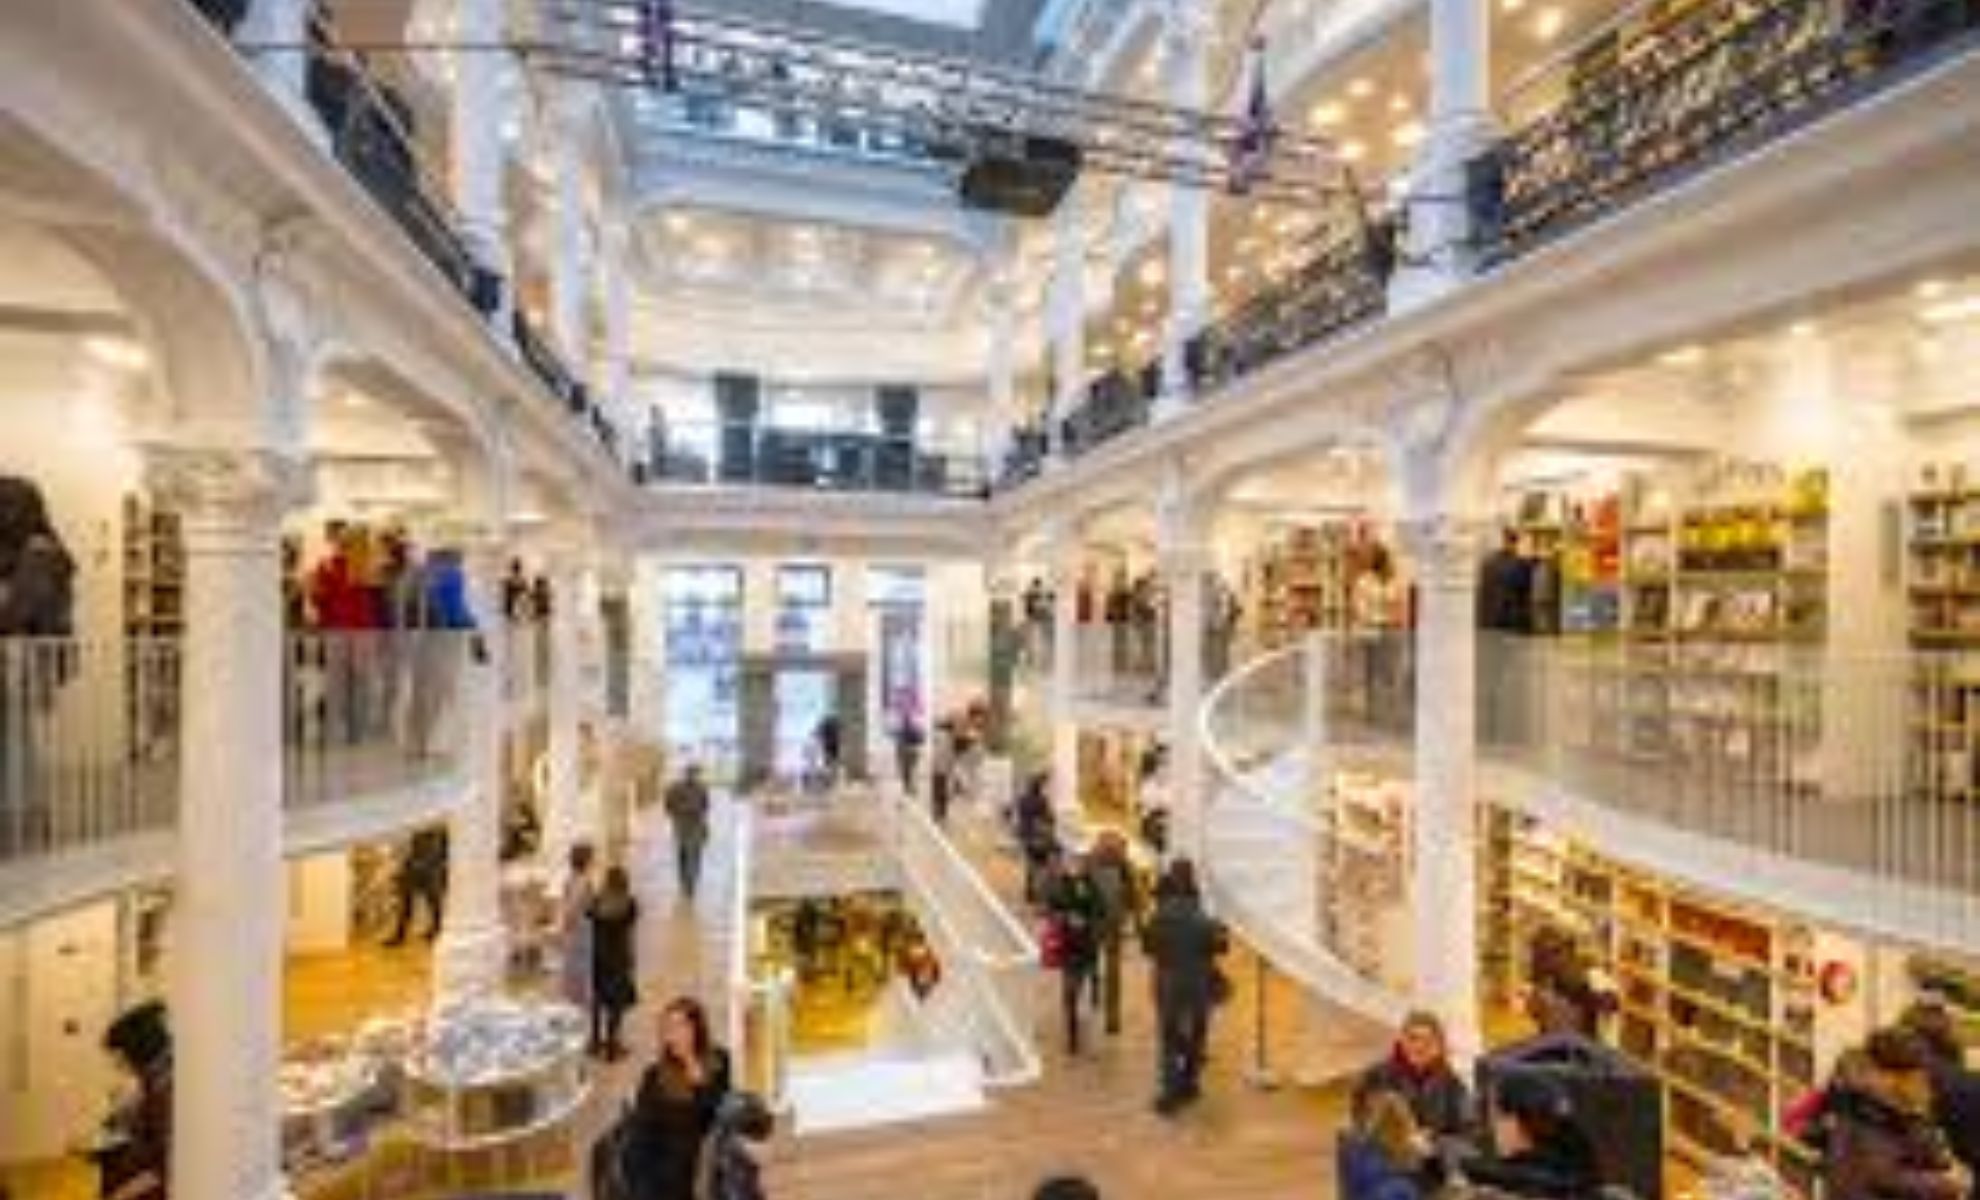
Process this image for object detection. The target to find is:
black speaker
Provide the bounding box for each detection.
[714,372,761,484]
[958,131,1083,218]
[1476,1034,1662,1200]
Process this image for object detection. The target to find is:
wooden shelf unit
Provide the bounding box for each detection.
[1482,808,1823,1198]
[1905,473,1980,798]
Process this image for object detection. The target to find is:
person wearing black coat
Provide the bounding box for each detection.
[1353,1011,1475,1143]
[1821,1028,1971,1200]
[1141,858,1227,1115]
[623,997,733,1200]
[384,825,448,945]
[588,866,641,1060]
[0,477,76,839]
[1043,852,1104,1056]
[1460,1072,1605,1200]
[1904,1002,1980,1180]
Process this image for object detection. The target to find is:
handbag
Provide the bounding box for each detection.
[1039,916,1068,970]
[1208,965,1234,1007]
[589,1106,637,1200]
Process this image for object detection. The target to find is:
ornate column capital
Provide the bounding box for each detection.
[1398,515,1487,593]
[145,445,311,536]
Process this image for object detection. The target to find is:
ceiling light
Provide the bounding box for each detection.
[1501,0,1526,11]
[1348,78,1375,99]
[340,390,373,411]
[1533,7,1567,40]
[1225,265,1245,282]
[83,335,148,371]
[1389,94,1412,114]
[1915,279,1951,300]
[664,213,691,235]
[1787,320,1818,339]
[1339,140,1367,162]
[1393,121,1426,148]
[1659,345,1704,366]
[1308,101,1345,127]
[1921,295,1980,324]
[1138,260,1166,287]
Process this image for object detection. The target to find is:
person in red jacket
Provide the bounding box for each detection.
[308,522,372,743]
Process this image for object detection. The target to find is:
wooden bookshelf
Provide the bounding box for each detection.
[1905,470,1980,800]
[1482,809,1823,1197]
[122,492,185,639]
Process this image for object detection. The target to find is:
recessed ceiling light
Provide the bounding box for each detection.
[1659,345,1704,366]
[1921,296,1980,324]
[341,390,373,410]
[1389,94,1412,114]
[1339,140,1367,162]
[1501,0,1526,12]
[83,335,148,371]
[1393,121,1426,148]
[664,213,691,235]
[1308,101,1345,127]
[1915,279,1951,300]
[1787,320,1818,339]
[1139,260,1166,287]
[1533,7,1567,40]
[1348,78,1375,99]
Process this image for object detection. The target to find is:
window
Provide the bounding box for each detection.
[662,565,745,775]
[775,564,833,653]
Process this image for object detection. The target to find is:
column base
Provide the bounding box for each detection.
[432,920,509,1004]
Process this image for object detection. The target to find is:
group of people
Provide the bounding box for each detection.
[1339,1012,1614,1200]
[555,841,644,1060]
[284,519,480,753]
[904,700,989,825]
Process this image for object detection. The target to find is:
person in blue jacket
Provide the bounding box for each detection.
[1338,1088,1429,1200]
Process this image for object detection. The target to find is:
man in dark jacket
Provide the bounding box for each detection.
[385,824,448,944]
[1903,1002,1980,1179]
[1044,851,1105,1056]
[1142,858,1227,1115]
[0,477,76,841]
[1475,528,1534,746]
[664,764,712,901]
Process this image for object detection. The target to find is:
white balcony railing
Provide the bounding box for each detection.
[0,632,475,872]
[1199,629,1980,1023]
[1198,632,1416,1024]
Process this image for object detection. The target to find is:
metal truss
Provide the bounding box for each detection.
[312,0,1353,206]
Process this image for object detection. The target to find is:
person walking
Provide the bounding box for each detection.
[587,865,640,1060]
[558,842,597,1012]
[664,764,712,902]
[1142,858,1227,1115]
[1086,831,1142,1037]
[929,717,956,825]
[622,997,733,1200]
[892,707,925,796]
[383,824,448,945]
[1043,849,1103,1056]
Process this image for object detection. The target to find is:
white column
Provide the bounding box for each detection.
[987,270,1018,472]
[237,0,320,139]
[1390,0,1496,310]
[149,447,301,1200]
[602,219,634,458]
[1049,193,1086,463]
[629,563,665,741]
[542,547,584,865]
[1404,516,1483,1063]
[1301,630,1331,798]
[1048,530,1082,825]
[451,0,513,321]
[1158,6,1211,418]
[1163,548,1209,865]
[434,534,511,1001]
[548,89,592,369]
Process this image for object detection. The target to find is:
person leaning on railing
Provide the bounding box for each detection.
[0,475,77,843]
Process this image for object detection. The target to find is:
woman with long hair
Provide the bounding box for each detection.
[624,996,732,1200]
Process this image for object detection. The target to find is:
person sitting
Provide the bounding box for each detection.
[1354,1010,1475,1144]
[1338,1089,1429,1200]
[1459,1071,1604,1199]
[1901,1001,1980,1180]
[1819,1027,1971,1200]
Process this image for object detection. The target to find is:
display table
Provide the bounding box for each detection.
[280,1041,386,1174]
[400,998,590,1150]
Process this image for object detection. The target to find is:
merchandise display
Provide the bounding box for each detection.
[1906,463,1980,799]
[279,1039,389,1173]
[399,998,591,1150]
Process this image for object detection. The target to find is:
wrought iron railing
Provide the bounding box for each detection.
[1481,0,1980,258]
[304,20,500,317]
[1188,229,1388,393]
[639,418,990,499]
[1059,360,1160,460]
